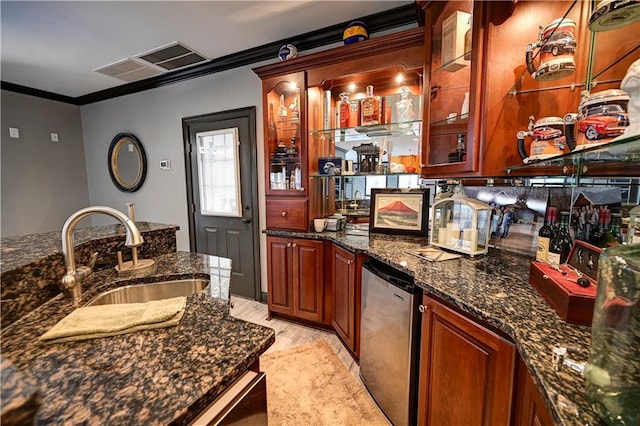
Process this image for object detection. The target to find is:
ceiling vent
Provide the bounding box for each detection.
[94,58,163,82]
[135,42,209,71]
[95,42,209,83]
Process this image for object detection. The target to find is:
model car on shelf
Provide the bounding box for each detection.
[578,104,630,140]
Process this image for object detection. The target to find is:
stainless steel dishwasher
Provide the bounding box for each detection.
[359,259,421,426]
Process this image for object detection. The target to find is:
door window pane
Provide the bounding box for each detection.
[196,128,242,217]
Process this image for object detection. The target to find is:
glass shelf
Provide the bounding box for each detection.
[309,120,422,138]
[310,172,420,179]
[505,133,640,180]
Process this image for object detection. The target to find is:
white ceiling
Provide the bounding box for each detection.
[1,1,413,98]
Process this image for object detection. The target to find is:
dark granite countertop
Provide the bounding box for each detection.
[266,229,597,426]
[1,251,275,425]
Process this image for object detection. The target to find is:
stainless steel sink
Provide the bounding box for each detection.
[86,278,209,306]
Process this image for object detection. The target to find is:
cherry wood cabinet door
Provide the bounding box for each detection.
[266,236,294,316]
[418,293,515,426]
[332,244,356,351]
[513,356,554,426]
[292,239,324,322]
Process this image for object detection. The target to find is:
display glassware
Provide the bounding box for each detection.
[395,86,415,128]
[586,244,640,426]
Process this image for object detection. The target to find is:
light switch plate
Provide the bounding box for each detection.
[9,127,19,138]
[50,132,59,142]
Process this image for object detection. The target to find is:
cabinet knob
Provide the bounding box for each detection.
[286,243,292,248]
[292,243,297,248]
[419,304,429,313]
[281,211,287,217]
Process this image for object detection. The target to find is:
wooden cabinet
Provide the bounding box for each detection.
[330,244,365,358]
[513,355,555,426]
[417,293,516,425]
[266,236,324,322]
[421,0,487,176]
[254,28,424,230]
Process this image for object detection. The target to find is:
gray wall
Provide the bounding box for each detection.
[80,64,268,290]
[1,91,90,237]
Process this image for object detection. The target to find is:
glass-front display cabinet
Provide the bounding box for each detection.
[263,72,306,196]
[482,0,639,178]
[421,0,485,175]
[308,66,424,219]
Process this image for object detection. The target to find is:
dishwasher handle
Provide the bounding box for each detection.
[363,259,417,293]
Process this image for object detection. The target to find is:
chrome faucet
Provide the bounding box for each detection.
[350,189,364,209]
[60,206,143,302]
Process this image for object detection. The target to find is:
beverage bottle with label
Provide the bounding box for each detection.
[548,211,573,266]
[277,94,288,121]
[290,97,299,123]
[536,206,557,262]
[338,92,350,128]
[360,85,381,126]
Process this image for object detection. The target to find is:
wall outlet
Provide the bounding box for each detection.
[50,133,59,142]
[9,127,19,139]
[159,160,171,170]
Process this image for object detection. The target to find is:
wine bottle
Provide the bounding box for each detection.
[548,211,572,266]
[536,206,557,262]
[608,213,623,245]
[591,207,609,248]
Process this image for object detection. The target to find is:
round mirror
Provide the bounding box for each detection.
[108,133,147,192]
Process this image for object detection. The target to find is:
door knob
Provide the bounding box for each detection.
[242,217,251,223]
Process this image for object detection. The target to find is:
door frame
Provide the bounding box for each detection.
[182,106,261,300]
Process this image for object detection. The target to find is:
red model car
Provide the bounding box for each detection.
[531,126,563,141]
[577,104,629,140]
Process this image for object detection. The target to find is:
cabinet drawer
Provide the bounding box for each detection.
[266,198,308,231]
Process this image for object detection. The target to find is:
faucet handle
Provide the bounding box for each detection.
[88,252,99,269]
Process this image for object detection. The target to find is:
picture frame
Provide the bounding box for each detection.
[369,188,430,237]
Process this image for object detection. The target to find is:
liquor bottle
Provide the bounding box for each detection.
[548,211,573,266]
[455,133,466,162]
[286,136,299,157]
[360,85,381,126]
[277,94,288,121]
[289,97,299,123]
[267,103,278,146]
[448,133,466,163]
[338,92,350,128]
[536,206,557,262]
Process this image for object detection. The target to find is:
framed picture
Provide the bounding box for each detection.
[369,188,430,237]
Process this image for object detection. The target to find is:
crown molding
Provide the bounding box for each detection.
[1,4,420,106]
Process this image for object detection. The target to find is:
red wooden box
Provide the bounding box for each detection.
[529,241,601,326]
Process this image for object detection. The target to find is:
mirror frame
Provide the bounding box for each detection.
[108,132,148,193]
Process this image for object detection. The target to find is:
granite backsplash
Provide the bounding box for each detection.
[0,222,179,328]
